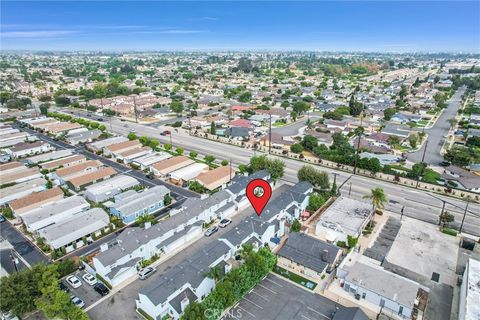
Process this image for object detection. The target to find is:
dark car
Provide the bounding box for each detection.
[160,130,171,136]
[59,281,70,293]
[0,215,6,223]
[97,118,104,122]
[93,282,110,296]
[146,173,154,180]
[439,161,451,167]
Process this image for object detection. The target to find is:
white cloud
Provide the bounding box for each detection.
[1,30,76,38]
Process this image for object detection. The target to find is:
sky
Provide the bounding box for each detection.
[1,1,479,52]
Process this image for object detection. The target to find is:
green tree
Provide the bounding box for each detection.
[210,121,216,135]
[39,103,50,115]
[297,165,329,190]
[164,194,172,206]
[204,266,223,283]
[290,143,304,154]
[136,214,155,227]
[176,147,184,155]
[301,135,318,151]
[127,133,137,140]
[440,211,454,228]
[291,219,301,232]
[290,111,298,121]
[363,188,387,215]
[408,134,418,149]
[221,160,229,166]
[164,143,172,151]
[265,158,285,181]
[189,151,198,159]
[307,193,326,212]
[170,101,184,115]
[383,107,396,121]
[204,155,215,164]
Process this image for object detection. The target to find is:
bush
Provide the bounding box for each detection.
[1,206,13,219]
[95,273,112,289]
[441,228,458,237]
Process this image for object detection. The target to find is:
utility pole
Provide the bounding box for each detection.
[400,206,405,220]
[229,158,233,180]
[10,251,18,272]
[459,197,470,234]
[268,114,272,154]
[133,95,138,123]
[348,182,352,197]
[438,200,446,225]
[169,132,173,146]
[415,140,429,189]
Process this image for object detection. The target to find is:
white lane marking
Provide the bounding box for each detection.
[264,276,284,287]
[238,306,256,318]
[243,297,263,309]
[306,306,331,319]
[257,283,277,294]
[250,289,269,301]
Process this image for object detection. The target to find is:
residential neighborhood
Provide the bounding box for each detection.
[1,2,479,320]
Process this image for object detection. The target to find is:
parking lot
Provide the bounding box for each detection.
[62,270,106,309]
[223,273,338,320]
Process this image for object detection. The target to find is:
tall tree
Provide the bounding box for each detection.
[363,188,387,215]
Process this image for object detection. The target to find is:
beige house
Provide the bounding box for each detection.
[67,167,117,191]
[103,140,142,156]
[8,187,64,215]
[40,154,87,170]
[194,166,234,191]
[150,156,194,178]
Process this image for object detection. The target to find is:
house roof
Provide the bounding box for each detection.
[8,187,63,212]
[9,141,48,152]
[230,119,252,128]
[151,156,194,174]
[345,262,425,309]
[55,160,102,178]
[40,155,86,169]
[277,232,340,274]
[106,140,141,152]
[67,167,117,188]
[195,166,234,189]
[109,185,170,217]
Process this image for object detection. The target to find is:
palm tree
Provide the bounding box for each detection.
[363,188,387,217]
[204,266,222,283]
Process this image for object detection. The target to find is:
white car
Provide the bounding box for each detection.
[82,273,97,286]
[66,275,82,288]
[70,295,85,309]
[219,218,232,228]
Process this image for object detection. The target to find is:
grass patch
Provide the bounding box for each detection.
[273,265,317,290]
[136,308,154,320]
[441,228,458,237]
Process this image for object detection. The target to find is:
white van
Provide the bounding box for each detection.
[138,267,156,280]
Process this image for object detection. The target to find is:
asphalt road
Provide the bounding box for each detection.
[53,107,480,237]
[407,87,465,164]
[0,221,49,266]
[272,113,321,136]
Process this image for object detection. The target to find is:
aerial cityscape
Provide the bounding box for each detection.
[0,1,479,320]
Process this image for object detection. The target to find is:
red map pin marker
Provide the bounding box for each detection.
[246,179,272,217]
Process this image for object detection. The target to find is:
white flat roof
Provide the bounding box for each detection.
[169,163,208,181]
[465,258,480,320]
[317,196,372,236]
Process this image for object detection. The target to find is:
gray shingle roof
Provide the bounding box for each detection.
[277,232,340,274]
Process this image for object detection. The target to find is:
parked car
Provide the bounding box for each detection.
[146,172,154,180]
[138,267,156,280]
[82,273,97,286]
[97,118,104,122]
[59,281,70,293]
[70,295,85,309]
[219,219,232,228]
[66,275,82,288]
[93,282,110,296]
[204,226,218,237]
[130,129,136,133]
[0,215,5,223]
[1,312,19,320]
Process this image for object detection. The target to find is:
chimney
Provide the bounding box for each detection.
[180,296,190,313]
[100,243,109,252]
[145,221,152,230]
[321,249,328,262]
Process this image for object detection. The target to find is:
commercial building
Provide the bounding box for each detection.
[316,197,373,243]
[84,175,140,203]
[341,261,428,319]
